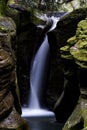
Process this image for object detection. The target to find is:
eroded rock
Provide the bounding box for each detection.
[60,17,87,130]
[0,0,30,129]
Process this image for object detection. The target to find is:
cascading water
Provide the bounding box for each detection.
[22,16,60,118]
[29,35,50,109]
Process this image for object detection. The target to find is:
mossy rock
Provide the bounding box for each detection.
[70,18,87,68]
[0,16,16,36]
[55,7,87,48]
[77,18,87,30]
[53,7,87,123]
[60,36,77,59]
[60,16,87,68]
[30,9,47,25]
[62,98,87,130]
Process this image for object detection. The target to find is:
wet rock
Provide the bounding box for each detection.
[0,0,30,129]
[47,7,87,121]
[0,33,29,130]
[59,13,87,130]
[6,2,45,106]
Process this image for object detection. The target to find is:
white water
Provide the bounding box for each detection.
[29,35,50,109]
[22,16,60,117]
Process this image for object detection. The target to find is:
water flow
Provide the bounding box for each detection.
[29,35,50,109]
[22,16,60,117]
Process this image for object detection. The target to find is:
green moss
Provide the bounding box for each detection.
[0,0,8,16]
[67,36,77,45]
[77,19,87,30]
[0,25,8,33]
[8,0,15,5]
[60,16,87,68]
[30,9,46,25]
[60,36,77,60]
[60,45,73,59]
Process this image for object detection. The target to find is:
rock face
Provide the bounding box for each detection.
[6,2,54,107]
[70,18,87,68]
[62,17,87,130]
[0,17,30,130]
[7,4,87,127]
[47,7,87,122]
[0,0,30,129]
[0,107,29,130]
[6,2,44,106]
[6,3,87,129]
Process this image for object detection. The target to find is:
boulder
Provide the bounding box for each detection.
[47,7,87,121]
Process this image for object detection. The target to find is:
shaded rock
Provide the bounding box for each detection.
[47,30,64,109]
[47,7,87,122]
[0,0,30,129]
[59,12,87,130]
[61,17,87,130]
[16,22,38,106]
[0,32,29,130]
[56,7,87,48]
[6,3,45,106]
[62,98,87,130]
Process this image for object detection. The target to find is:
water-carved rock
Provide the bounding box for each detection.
[0,0,30,129]
[6,1,47,106]
[60,17,87,130]
[47,7,87,122]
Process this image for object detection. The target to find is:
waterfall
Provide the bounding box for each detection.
[29,35,50,109]
[22,15,61,118]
